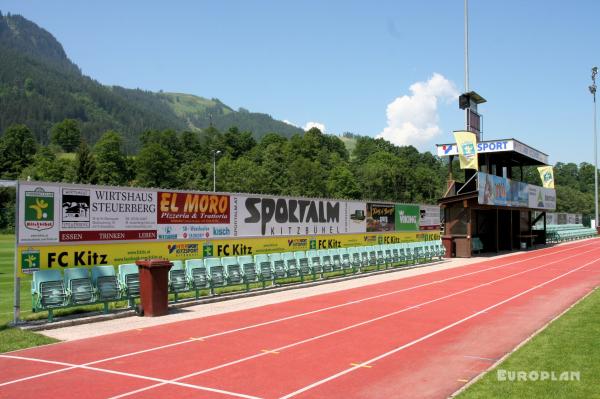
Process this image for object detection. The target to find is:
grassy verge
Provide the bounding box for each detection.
[0,234,58,352]
[458,287,600,399]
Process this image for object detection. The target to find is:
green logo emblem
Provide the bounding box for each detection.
[21,249,40,274]
[462,142,476,158]
[377,236,384,244]
[202,243,214,257]
[24,188,54,231]
[309,240,317,250]
[395,204,420,231]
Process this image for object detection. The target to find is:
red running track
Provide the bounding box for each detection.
[2,239,600,399]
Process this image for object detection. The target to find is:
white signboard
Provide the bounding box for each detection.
[419,205,441,230]
[19,182,157,244]
[232,195,366,237]
[436,139,549,164]
[18,181,438,244]
[528,186,556,211]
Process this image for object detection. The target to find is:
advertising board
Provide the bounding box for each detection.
[17,230,441,276]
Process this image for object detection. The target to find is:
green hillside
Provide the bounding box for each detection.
[0,12,303,150]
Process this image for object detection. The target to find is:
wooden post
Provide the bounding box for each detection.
[495,208,499,252]
[510,210,513,250]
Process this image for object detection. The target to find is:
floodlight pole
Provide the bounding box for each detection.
[13,180,20,324]
[464,0,469,94]
[212,150,221,192]
[591,67,598,228]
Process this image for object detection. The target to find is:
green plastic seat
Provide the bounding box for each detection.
[118,263,140,298]
[347,248,362,271]
[268,253,287,279]
[282,252,300,277]
[238,255,259,283]
[185,259,208,289]
[338,248,352,271]
[221,256,243,284]
[64,268,95,305]
[91,265,120,301]
[318,249,333,272]
[294,251,311,275]
[204,258,226,287]
[32,269,67,310]
[306,250,323,274]
[367,246,378,267]
[328,249,342,271]
[169,260,188,293]
[254,254,274,282]
[375,245,386,266]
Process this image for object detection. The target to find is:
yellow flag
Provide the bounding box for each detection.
[453,131,478,170]
[537,166,555,188]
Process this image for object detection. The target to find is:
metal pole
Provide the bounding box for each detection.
[13,180,20,324]
[595,82,598,228]
[213,151,216,192]
[464,0,469,94]
[591,67,598,228]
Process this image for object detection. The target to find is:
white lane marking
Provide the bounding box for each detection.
[1,241,596,389]
[0,354,262,399]
[101,246,600,399]
[278,256,600,398]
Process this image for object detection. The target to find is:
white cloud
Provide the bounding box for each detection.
[283,119,298,127]
[376,73,458,149]
[304,121,326,133]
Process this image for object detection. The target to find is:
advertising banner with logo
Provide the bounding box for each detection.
[16,230,440,276]
[366,203,395,232]
[453,131,478,170]
[232,195,366,237]
[18,182,444,245]
[528,185,556,210]
[19,183,157,244]
[395,204,420,231]
[437,139,549,165]
[156,191,233,239]
[419,205,440,230]
[478,172,555,210]
[537,166,555,189]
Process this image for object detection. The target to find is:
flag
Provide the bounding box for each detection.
[537,166,555,188]
[453,131,478,170]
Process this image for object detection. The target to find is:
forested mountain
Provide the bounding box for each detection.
[0,12,303,151]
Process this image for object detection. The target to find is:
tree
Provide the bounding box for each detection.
[94,131,129,186]
[220,127,256,158]
[74,140,97,184]
[327,165,361,199]
[50,119,81,152]
[135,143,179,188]
[19,146,72,182]
[0,124,37,179]
[217,156,268,193]
[139,129,183,159]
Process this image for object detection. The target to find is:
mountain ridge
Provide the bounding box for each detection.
[0,12,304,150]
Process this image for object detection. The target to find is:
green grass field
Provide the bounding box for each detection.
[458,287,600,399]
[0,234,58,352]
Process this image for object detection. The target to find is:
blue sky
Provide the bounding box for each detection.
[1,0,599,164]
